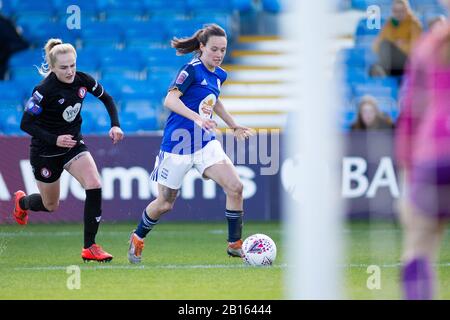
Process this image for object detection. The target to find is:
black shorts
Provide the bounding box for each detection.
[30,143,89,183]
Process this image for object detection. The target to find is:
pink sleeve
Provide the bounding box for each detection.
[395,40,428,169]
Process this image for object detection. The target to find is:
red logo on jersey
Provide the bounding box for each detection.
[78,87,87,98]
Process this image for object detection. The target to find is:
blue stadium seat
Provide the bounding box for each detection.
[13,1,56,16]
[337,47,377,71]
[119,112,140,133]
[10,70,44,90]
[190,14,233,36]
[53,0,100,21]
[353,83,398,100]
[143,0,188,18]
[0,108,24,135]
[103,0,146,21]
[81,96,113,133]
[99,49,146,81]
[123,21,169,49]
[232,0,254,12]
[144,47,189,67]
[18,21,78,47]
[80,22,124,49]
[0,81,28,107]
[122,100,160,131]
[147,71,175,91]
[116,80,159,100]
[262,0,282,13]
[9,49,44,70]
[351,0,392,11]
[186,0,232,13]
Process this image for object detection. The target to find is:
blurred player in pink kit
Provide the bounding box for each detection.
[396,6,450,299]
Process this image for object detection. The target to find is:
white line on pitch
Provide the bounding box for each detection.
[13,264,287,271]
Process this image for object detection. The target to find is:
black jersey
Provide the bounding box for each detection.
[21,71,119,156]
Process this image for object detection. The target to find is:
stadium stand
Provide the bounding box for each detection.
[0,0,288,135]
[5,0,443,134]
[338,0,447,130]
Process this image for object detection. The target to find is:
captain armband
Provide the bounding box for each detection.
[24,96,43,115]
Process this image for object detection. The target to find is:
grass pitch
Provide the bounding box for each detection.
[0,221,449,300]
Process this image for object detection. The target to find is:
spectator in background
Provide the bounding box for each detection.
[371,0,422,77]
[350,95,395,130]
[0,12,29,80]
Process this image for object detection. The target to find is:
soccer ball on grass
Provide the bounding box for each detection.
[242,234,277,266]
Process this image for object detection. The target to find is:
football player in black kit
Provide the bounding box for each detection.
[13,38,124,262]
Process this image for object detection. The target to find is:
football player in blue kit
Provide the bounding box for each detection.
[128,24,254,263]
[13,39,124,262]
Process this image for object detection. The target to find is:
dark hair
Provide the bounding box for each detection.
[171,24,227,56]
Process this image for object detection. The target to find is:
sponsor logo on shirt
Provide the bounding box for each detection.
[63,103,81,122]
[175,70,189,85]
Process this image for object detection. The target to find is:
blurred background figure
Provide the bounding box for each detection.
[427,14,446,31]
[371,0,422,77]
[395,8,450,299]
[350,95,394,130]
[0,11,29,80]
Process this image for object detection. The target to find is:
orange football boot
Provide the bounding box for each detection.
[81,244,113,262]
[227,239,243,257]
[13,190,28,225]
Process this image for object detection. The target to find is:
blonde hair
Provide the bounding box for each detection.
[38,38,77,77]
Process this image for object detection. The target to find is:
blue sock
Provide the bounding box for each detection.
[226,209,243,242]
[135,209,158,239]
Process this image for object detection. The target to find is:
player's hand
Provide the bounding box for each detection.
[56,134,77,148]
[232,125,255,140]
[109,126,124,144]
[195,117,217,133]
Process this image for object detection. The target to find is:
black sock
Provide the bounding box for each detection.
[225,209,243,242]
[84,188,102,249]
[19,194,49,212]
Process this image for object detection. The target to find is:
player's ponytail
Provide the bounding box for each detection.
[171,24,226,56]
[38,38,77,77]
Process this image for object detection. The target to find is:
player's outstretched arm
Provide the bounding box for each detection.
[96,91,123,144]
[214,99,255,140]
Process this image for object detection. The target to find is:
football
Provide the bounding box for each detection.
[242,234,277,266]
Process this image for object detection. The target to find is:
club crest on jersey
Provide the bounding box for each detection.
[78,87,87,98]
[40,167,52,179]
[175,70,189,85]
[58,98,65,104]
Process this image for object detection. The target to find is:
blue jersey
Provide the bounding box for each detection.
[161,57,227,154]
